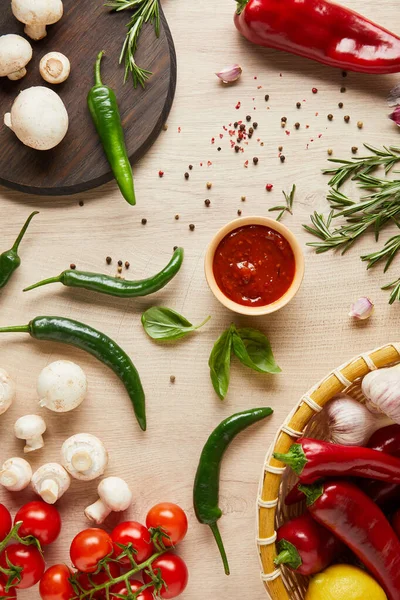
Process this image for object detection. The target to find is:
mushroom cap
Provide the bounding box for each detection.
[12,0,64,26]
[98,477,133,511]
[0,368,16,415]
[0,34,32,77]
[38,360,87,412]
[39,51,70,84]
[6,86,68,150]
[14,414,46,439]
[61,433,108,481]
[31,462,70,496]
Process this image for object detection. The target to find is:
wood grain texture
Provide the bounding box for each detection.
[0,0,399,599]
[0,0,176,194]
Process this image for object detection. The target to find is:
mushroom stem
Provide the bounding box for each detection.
[85,499,111,524]
[40,479,59,504]
[8,67,26,80]
[24,23,47,40]
[25,433,45,453]
[0,458,32,492]
[71,451,93,473]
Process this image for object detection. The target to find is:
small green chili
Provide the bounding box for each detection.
[0,316,146,431]
[24,247,184,298]
[0,212,39,289]
[193,407,273,575]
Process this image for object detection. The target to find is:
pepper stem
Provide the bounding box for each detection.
[94,51,105,86]
[273,444,307,476]
[0,325,30,334]
[23,275,62,292]
[209,523,230,576]
[274,540,302,570]
[235,0,249,15]
[298,483,324,507]
[11,212,39,253]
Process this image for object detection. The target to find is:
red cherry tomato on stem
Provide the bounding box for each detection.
[15,502,61,546]
[143,553,188,599]
[0,543,45,589]
[0,504,12,542]
[70,528,113,573]
[0,578,17,599]
[77,562,120,599]
[39,565,75,600]
[146,503,188,548]
[111,522,153,565]
[110,580,153,600]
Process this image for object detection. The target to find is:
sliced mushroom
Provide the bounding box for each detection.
[61,434,108,481]
[39,52,70,84]
[0,368,16,416]
[0,457,32,492]
[38,360,87,413]
[85,477,133,524]
[0,34,32,80]
[14,415,46,453]
[32,463,70,504]
[12,0,64,41]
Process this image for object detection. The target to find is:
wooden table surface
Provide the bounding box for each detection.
[0,1,399,598]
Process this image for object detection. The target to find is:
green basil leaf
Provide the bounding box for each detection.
[208,325,234,400]
[142,307,211,341]
[233,327,281,374]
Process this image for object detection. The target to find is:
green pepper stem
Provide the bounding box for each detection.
[23,275,62,292]
[0,325,30,334]
[210,523,230,576]
[95,51,105,86]
[235,0,249,15]
[273,444,307,476]
[274,540,302,570]
[298,483,324,507]
[11,212,39,253]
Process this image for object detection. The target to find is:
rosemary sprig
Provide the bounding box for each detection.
[382,278,400,304]
[322,144,400,188]
[105,0,160,88]
[268,184,296,221]
[361,231,400,271]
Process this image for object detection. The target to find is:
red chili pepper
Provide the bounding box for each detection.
[299,480,400,600]
[234,0,400,74]
[274,437,400,484]
[392,508,400,538]
[274,513,342,575]
[361,424,400,507]
[284,483,304,506]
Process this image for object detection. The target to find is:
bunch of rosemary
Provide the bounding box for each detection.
[304,144,400,303]
[105,0,160,87]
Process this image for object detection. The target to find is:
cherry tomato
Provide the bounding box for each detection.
[77,562,120,599]
[110,580,153,600]
[0,543,45,589]
[0,578,17,599]
[70,528,113,574]
[15,502,61,546]
[39,565,75,600]
[143,553,188,599]
[0,504,12,542]
[146,503,188,548]
[111,522,153,565]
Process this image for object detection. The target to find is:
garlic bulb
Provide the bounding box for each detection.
[349,297,374,320]
[326,395,392,446]
[362,365,400,422]
[215,64,242,83]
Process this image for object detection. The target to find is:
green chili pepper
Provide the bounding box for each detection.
[0,212,39,289]
[24,247,184,298]
[0,316,146,431]
[193,407,273,575]
[88,51,135,206]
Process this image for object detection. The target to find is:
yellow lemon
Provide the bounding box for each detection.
[305,564,387,600]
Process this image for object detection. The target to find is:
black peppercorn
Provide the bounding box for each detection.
[280,155,286,163]
[265,94,270,101]
[70,264,76,270]
[344,115,350,123]
[253,122,258,129]
[338,102,344,108]
[246,115,251,122]
[294,122,300,129]
[340,86,346,93]
[240,123,246,131]
[253,157,259,165]
[125,261,130,269]
[79,200,84,207]
[188,164,193,170]
[118,260,123,267]
[296,102,301,108]
[184,172,189,179]
[141,218,147,225]
[328,114,333,121]
[281,116,287,123]
[205,199,211,207]
[106,256,112,265]
[237,209,242,216]
[189,224,195,231]
[249,127,254,134]
[234,121,238,128]
[351,146,358,154]
[235,145,240,153]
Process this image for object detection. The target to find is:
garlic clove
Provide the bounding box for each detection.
[389,106,400,127]
[362,365,400,422]
[349,297,374,320]
[388,84,400,107]
[215,64,242,84]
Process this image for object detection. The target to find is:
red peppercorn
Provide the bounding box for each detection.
[266,183,273,191]
[158,170,164,177]
[312,87,318,94]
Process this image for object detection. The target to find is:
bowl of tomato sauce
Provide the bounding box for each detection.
[204,216,304,316]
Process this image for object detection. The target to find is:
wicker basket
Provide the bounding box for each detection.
[257,343,400,600]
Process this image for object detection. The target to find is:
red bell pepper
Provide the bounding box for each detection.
[274,437,400,484]
[299,480,400,600]
[362,424,400,506]
[234,0,400,74]
[274,513,342,575]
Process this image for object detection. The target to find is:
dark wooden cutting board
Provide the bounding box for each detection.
[0,1,176,195]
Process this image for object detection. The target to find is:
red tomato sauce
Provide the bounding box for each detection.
[213,224,296,307]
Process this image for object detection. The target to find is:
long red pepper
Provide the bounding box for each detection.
[234,0,400,74]
[299,480,400,600]
[274,513,342,575]
[274,437,400,484]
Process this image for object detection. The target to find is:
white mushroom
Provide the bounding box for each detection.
[4,86,69,150]
[32,463,70,504]
[0,368,16,416]
[0,34,32,80]
[12,0,64,41]
[0,457,32,492]
[14,414,46,453]
[61,434,108,481]
[85,477,133,524]
[38,360,87,413]
[39,52,70,84]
